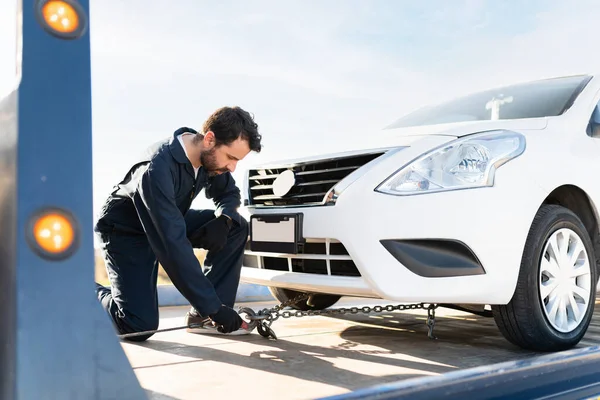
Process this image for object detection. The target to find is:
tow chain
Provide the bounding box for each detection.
[118,293,439,341]
[239,293,439,340]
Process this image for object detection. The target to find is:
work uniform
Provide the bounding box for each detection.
[94,127,248,339]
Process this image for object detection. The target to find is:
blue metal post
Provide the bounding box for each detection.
[0,1,147,398]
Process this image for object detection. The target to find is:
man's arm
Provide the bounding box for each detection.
[205,172,242,225]
[132,157,222,317]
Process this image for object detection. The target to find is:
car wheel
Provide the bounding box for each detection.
[492,204,597,351]
[269,287,341,311]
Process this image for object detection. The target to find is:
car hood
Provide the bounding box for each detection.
[245,117,548,169]
[380,117,548,139]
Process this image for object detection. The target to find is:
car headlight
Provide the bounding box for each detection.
[375,130,526,195]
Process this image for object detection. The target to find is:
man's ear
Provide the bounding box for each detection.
[203,131,216,147]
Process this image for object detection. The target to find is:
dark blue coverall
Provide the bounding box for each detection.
[94,127,248,338]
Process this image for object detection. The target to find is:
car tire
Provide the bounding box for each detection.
[269,287,341,311]
[492,204,598,352]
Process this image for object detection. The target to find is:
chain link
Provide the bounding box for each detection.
[249,293,439,340]
[117,293,439,340]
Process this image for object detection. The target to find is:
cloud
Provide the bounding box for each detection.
[90,1,429,106]
[409,0,600,93]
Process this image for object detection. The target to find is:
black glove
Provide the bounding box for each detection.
[189,215,232,252]
[210,305,244,333]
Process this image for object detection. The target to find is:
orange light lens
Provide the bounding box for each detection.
[33,213,75,254]
[41,1,79,34]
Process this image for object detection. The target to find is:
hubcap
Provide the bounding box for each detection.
[539,228,592,333]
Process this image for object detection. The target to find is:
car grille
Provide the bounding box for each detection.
[246,151,386,207]
[243,238,361,277]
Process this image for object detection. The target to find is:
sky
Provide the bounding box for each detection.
[1,0,600,221]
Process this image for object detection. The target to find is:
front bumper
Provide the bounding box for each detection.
[241,136,549,305]
[241,263,378,298]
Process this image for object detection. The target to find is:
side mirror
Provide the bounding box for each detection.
[589,104,600,138]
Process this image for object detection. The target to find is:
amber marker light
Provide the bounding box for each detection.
[35,0,87,39]
[42,1,79,33]
[27,208,79,260]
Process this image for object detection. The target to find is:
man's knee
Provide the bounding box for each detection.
[233,215,248,236]
[105,301,159,342]
[118,314,159,342]
[229,215,248,245]
[122,332,155,342]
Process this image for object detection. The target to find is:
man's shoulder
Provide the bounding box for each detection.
[139,128,191,168]
[139,137,171,163]
[127,137,176,174]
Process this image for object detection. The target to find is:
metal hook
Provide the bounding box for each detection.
[238,307,261,332]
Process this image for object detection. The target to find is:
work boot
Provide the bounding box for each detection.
[184,308,251,336]
[184,308,211,328]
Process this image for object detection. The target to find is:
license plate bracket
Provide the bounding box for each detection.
[249,213,304,254]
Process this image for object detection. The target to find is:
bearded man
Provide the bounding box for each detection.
[94,106,262,341]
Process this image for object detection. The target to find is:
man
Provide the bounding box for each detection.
[94,106,262,341]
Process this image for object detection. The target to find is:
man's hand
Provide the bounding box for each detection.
[190,215,232,252]
[210,305,244,333]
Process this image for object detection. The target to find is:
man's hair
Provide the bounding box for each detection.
[202,106,262,152]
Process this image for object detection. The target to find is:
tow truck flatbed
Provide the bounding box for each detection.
[124,298,600,400]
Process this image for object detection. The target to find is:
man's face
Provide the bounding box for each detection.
[200,132,251,176]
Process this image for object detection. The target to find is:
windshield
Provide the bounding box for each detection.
[385,75,592,129]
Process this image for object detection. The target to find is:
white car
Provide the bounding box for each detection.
[239,74,600,351]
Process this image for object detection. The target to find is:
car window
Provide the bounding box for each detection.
[586,98,600,138]
[0,0,19,99]
[385,75,592,129]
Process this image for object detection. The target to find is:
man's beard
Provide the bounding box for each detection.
[200,148,228,176]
